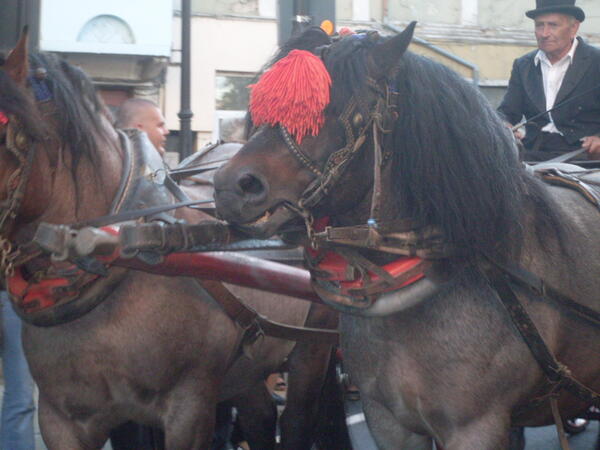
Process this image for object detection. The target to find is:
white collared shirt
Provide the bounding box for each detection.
[534,37,578,134]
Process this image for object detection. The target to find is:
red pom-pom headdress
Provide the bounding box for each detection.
[249,49,331,144]
[0,112,8,125]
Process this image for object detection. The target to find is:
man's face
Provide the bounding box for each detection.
[534,13,580,63]
[136,106,170,156]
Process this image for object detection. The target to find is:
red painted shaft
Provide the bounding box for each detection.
[113,252,322,303]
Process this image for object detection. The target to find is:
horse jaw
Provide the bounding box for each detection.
[231,204,299,239]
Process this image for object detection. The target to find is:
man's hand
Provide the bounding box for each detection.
[506,122,524,140]
[581,136,600,159]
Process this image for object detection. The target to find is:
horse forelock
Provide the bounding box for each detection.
[323,36,376,118]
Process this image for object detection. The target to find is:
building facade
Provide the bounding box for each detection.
[3,1,599,159]
[164,0,600,155]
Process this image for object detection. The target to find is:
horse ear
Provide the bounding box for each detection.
[4,27,29,85]
[369,21,416,79]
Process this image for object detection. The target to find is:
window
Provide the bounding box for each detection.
[216,73,253,111]
[214,73,254,142]
[78,15,135,44]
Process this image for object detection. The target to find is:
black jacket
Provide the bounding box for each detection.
[498,37,600,150]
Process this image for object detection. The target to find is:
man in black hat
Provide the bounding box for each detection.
[498,0,600,161]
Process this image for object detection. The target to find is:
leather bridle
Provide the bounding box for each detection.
[275,74,425,255]
[0,114,38,278]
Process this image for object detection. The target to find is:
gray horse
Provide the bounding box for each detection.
[213,24,600,449]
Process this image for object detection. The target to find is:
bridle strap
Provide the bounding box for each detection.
[490,256,600,328]
[279,126,323,177]
[0,118,38,277]
[296,100,372,212]
[0,118,36,235]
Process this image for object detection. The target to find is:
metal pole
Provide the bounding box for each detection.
[292,0,311,37]
[178,0,193,159]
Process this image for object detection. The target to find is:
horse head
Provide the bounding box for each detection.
[214,24,416,239]
[215,23,534,262]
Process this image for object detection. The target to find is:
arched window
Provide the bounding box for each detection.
[77,15,135,44]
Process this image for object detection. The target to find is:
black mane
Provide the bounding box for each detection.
[29,53,112,166]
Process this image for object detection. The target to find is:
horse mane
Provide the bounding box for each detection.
[28,53,114,167]
[291,30,564,260]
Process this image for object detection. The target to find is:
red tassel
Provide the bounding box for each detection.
[0,112,8,125]
[249,50,331,144]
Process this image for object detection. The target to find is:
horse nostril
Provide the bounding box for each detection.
[238,173,265,196]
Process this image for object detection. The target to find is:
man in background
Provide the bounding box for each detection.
[115,98,170,156]
[498,0,600,161]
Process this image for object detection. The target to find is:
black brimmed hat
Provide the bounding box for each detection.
[526,0,585,22]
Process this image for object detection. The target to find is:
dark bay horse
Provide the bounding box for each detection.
[0,37,338,449]
[214,25,600,449]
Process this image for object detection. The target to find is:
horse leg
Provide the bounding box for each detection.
[441,414,510,450]
[280,304,337,450]
[508,427,525,450]
[232,382,277,450]
[38,394,110,450]
[361,396,432,450]
[162,381,218,450]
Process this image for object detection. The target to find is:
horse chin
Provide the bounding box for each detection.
[235,204,298,239]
